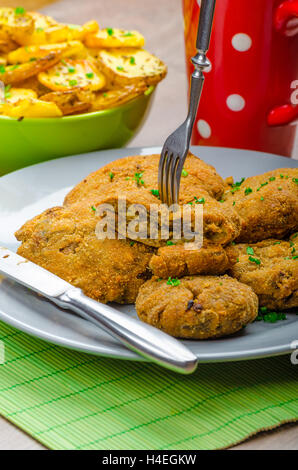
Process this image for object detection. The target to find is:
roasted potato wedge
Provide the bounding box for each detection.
[41,89,92,115]
[13,76,50,96]
[38,58,106,91]
[0,86,37,104]
[0,30,18,54]
[13,12,99,46]
[85,28,144,48]
[0,51,62,84]
[97,48,167,86]
[0,7,34,38]
[1,97,62,118]
[90,83,151,111]
[8,40,85,64]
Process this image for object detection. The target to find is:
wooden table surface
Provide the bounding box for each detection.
[0,0,297,450]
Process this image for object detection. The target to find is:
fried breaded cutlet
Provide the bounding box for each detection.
[223,168,298,242]
[136,275,258,339]
[64,153,241,247]
[149,243,237,278]
[15,206,155,304]
[229,233,298,310]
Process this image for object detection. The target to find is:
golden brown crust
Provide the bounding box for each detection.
[63,153,241,246]
[229,234,298,310]
[15,206,155,304]
[222,168,298,242]
[149,243,237,278]
[136,275,258,339]
[1,51,62,84]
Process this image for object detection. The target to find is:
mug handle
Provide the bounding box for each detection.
[274,0,298,34]
[267,104,298,126]
[268,1,298,126]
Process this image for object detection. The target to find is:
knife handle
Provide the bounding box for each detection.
[56,288,198,375]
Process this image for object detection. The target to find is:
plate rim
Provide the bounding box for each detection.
[0,145,297,363]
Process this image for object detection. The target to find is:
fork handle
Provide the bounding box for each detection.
[196,0,216,53]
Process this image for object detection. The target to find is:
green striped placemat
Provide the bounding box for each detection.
[0,320,297,450]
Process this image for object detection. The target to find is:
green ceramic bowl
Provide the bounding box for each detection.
[0,86,154,175]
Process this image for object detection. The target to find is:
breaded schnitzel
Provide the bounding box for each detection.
[229,233,298,310]
[136,275,258,339]
[15,206,155,304]
[149,243,237,278]
[222,168,298,242]
[64,153,241,247]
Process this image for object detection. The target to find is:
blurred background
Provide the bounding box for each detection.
[2,0,297,157]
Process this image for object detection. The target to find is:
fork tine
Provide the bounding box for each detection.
[158,147,168,203]
[168,154,180,206]
[164,152,174,206]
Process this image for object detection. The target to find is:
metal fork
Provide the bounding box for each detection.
[158,0,216,205]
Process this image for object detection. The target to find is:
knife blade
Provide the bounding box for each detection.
[0,247,198,374]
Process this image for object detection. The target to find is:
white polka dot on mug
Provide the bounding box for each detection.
[231,33,252,52]
[197,119,211,138]
[226,94,246,112]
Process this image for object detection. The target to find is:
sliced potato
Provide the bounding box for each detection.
[85,28,144,48]
[0,51,62,84]
[90,82,150,111]
[1,97,63,118]
[97,48,167,86]
[8,40,85,64]
[0,7,34,37]
[40,89,92,115]
[12,12,99,46]
[0,87,37,104]
[14,76,51,97]
[0,30,18,54]
[38,58,106,91]
[67,21,99,41]
[0,56,7,65]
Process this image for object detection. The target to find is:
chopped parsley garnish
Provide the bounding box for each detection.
[109,172,114,181]
[130,56,136,65]
[91,205,96,212]
[134,172,144,186]
[246,246,254,255]
[61,59,67,66]
[260,196,264,201]
[273,241,281,245]
[293,178,298,185]
[255,306,287,323]
[4,84,11,98]
[122,31,133,37]
[15,6,25,15]
[69,80,78,86]
[166,241,175,246]
[232,177,245,188]
[144,85,154,96]
[130,241,135,247]
[0,65,5,74]
[256,182,268,191]
[103,92,108,97]
[194,196,205,204]
[244,187,253,195]
[181,168,188,177]
[68,66,76,74]
[86,72,94,79]
[36,27,44,32]
[150,189,159,198]
[116,66,124,71]
[106,28,114,36]
[232,201,236,206]
[167,277,180,287]
[248,256,261,265]
[29,57,37,62]
[269,176,276,181]
[219,199,224,203]
[278,187,282,190]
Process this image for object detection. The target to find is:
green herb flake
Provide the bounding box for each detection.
[246,246,254,255]
[68,66,76,74]
[232,201,236,206]
[167,277,180,287]
[269,176,276,182]
[130,56,136,65]
[260,196,264,201]
[144,85,154,96]
[166,241,176,246]
[248,256,261,265]
[181,168,188,177]
[122,31,133,37]
[134,172,144,186]
[150,189,159,198]
[109,172,114,181]
[0,65,5,74]
[116,66,124,71]
[244,187,253,196]
[69,80,78,86]
[85,72,94,79]
[194,196,205,204]
[106,28,114,36]
[130,241,135,247]
[15,6,25,15]
[273,241,281,245]
[91,205,96,212]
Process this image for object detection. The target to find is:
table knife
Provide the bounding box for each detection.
[0,247,198,374]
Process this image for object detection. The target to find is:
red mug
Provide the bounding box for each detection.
[183,0,298,157]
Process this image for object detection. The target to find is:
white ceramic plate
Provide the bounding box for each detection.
[0,146,297,362]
